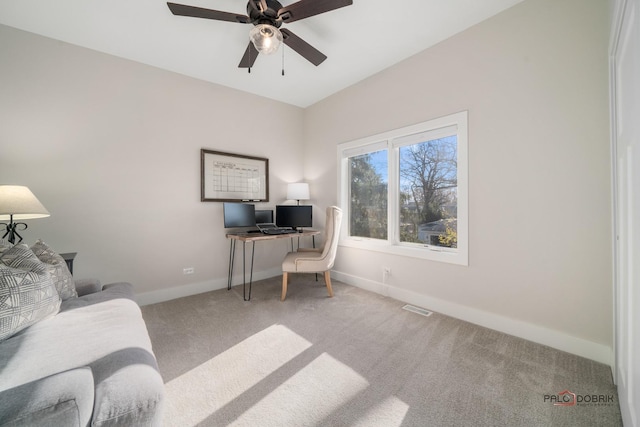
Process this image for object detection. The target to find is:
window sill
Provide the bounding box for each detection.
[339,238,468,266]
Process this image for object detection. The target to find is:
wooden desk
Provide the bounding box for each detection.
[226,230,320,301]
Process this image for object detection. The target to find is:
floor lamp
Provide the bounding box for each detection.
[0,185,50,244]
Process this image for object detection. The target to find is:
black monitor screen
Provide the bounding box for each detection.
[255,209,274,224]
[276,205,312,229]
[223,203,256,228]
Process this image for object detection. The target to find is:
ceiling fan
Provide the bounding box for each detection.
[167,0,353,70]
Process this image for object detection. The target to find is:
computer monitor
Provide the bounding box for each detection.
[223,203,256,228]
[276,205,312,230]
[255,209,274,225]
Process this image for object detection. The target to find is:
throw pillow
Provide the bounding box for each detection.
[31,240,78,300]
[0,240,12,254]
[0,244,61,341]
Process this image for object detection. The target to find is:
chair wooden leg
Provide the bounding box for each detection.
[324,271,334,298]
[281,272,288,301]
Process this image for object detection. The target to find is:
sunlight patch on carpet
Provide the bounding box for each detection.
[230,352,369,426]
[352,396,409,427]
[164,324,312,425]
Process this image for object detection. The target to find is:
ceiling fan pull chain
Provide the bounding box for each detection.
[282,46,285,76]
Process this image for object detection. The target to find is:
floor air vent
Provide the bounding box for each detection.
[402,304,433,317]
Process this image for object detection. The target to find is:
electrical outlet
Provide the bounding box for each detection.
[382,266,390,283]
[183,267,194,275]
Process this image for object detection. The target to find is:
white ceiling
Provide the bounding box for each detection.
[0,0,524,108]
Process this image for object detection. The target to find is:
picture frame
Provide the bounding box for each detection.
[201,149,269,202]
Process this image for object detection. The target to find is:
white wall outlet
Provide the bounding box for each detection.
[382,266,391,283]
[183,267,194,275]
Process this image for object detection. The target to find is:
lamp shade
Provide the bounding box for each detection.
[250,24,283,55]
[287,183,310,201]
[0,185,50,220]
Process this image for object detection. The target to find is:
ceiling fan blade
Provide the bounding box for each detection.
[281,29,327,66]
[277,0,352,23]
[167,2,249,24]
[238,42,260,68]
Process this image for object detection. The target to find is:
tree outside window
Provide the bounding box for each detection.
[399,136,457,247]
[349,150,387,239]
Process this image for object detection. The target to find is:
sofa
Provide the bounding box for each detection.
[0,241,164,426]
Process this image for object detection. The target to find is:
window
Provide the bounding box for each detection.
[338,111,468,265]
[349,149,388,239]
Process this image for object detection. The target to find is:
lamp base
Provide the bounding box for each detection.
[1,221,28,245]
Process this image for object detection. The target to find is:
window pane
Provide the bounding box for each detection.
[349,150,388,239]
[399,136,457,247]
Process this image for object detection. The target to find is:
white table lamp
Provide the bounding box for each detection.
[0,185,50,244]
[287,183,310,205]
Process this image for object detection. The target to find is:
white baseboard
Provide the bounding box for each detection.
[135,267,283,306]
[331,270,613,367]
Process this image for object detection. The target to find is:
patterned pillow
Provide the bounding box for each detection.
[0,240,12,254]
[0,244,61,341]
[30,240,77,300]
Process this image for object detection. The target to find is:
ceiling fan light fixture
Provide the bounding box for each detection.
[250,24,283,55]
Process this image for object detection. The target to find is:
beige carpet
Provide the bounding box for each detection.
[141,275,622,427]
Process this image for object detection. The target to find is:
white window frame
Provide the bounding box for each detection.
[337,111,468,266]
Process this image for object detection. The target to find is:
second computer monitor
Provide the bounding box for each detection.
[255,209,274,225]
[276,205,312,230]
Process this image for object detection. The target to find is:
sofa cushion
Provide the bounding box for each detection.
[0,367,94,427]
[60,282,134,311]
[31,239,77,300]
[0,244,61,341]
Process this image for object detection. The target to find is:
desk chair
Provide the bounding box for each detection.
[281,206,342,301]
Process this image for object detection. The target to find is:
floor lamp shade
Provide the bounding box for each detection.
[287,183,310,204]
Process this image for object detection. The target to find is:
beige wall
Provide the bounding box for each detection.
[0,24,305,297]
[303,0,612,362]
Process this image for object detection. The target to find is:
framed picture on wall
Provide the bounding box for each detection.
[201,149,269,202]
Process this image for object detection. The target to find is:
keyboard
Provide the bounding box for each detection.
[262,228,297,235]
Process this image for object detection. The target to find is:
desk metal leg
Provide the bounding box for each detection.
[242,241,256,301]
[228,239,256,301]
[249,241,255,298]
[227,239,235,290]
[292,234,315,252]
